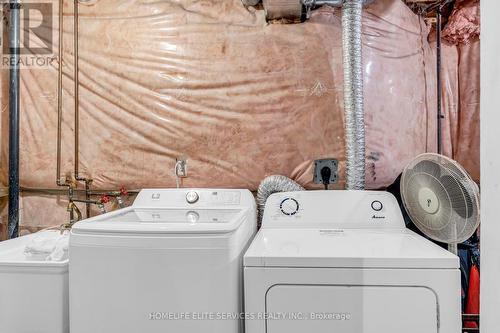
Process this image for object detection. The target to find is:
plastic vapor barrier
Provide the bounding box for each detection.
[0,0,453,230]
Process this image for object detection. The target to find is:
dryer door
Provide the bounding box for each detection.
[266,285,438,333]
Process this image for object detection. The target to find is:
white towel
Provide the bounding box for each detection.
[47,234,69,261]
[24,231,69,262]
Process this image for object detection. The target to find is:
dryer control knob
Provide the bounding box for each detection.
[280,198,299,216]
[371,200,383,211]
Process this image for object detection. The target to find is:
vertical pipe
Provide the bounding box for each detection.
[72,0,91,217]
[73,0,81,180]
[8,1,21,239]
[342,0,365,190]
[436,7,443,154]
[85,181,91,218]
[56,0,65,186]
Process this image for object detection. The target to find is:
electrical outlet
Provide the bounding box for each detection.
[175,158,188,178]
[313,158,339,185]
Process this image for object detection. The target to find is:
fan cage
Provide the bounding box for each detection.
[401,153,480,244]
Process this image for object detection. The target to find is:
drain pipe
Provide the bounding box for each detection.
[8,1,21,239]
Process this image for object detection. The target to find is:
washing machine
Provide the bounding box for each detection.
[244,190,461,333]
[0,230,69,333]
[70,188,256,333]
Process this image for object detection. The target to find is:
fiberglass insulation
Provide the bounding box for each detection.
[0,0,458,230]
[0,0,438,188]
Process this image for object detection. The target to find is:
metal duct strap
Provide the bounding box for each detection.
[261,1,348,21]
[342,0,366,190]
[242,0,261,5]
[263,0,303,20]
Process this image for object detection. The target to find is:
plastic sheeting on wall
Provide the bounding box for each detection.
[455,39,480,182]
[434,0,480,183]
[437,40,460,160]
[0,0,441,231]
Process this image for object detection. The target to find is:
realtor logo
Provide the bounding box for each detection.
[1,1,55,67]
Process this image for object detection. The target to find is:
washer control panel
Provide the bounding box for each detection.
[133,189,253,208]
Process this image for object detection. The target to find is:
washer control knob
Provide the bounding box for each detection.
[186,211,200,223]
[371,200,383,211]
[186,191,199,204]
[280,198,300,216]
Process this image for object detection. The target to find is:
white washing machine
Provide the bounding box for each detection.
[70,188,256,333]
[0,230,69,333]
[244,190,461,333]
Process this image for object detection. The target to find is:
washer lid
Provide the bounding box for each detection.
[71,208,247,235]
[244,228,459,269]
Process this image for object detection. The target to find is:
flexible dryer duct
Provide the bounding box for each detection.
[342,0,366,190]
[248,0,369,189]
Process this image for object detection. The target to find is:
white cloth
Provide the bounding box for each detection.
[24,231,69,262]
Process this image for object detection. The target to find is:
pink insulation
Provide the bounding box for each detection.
[438,41,460,160]
[455,39,480,182]
[3,0,437,188]
[435,0,480,182]
[442,0,480,45]
[1,0,443,230]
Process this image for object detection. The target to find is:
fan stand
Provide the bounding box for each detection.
[448,223,459,255]
[448,243,458,255]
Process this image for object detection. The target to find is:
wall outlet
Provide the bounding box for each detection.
[313,158,339,185]
[175,158,188,178]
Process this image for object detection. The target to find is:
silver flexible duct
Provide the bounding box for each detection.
[342,0,366,190]
[257,175,305,225]
[312,0,343,6]
[245,0,370,190]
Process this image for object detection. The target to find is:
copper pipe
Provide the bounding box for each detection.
[66,201,82,225]
[72,198,101,205]
[73,0,84,182]
[56,0,66,187]
[73,0,94,218]
[20,186,140,196]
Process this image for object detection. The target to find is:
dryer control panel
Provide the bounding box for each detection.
[263,190,405,229]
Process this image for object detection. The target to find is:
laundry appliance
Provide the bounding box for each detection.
[70,188,256,333]
[0,230,69,333]
[244,190,461,333]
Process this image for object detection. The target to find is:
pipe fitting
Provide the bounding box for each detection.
[66,201,82,227]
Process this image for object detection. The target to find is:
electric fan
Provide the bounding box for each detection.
[400,153,480,254]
